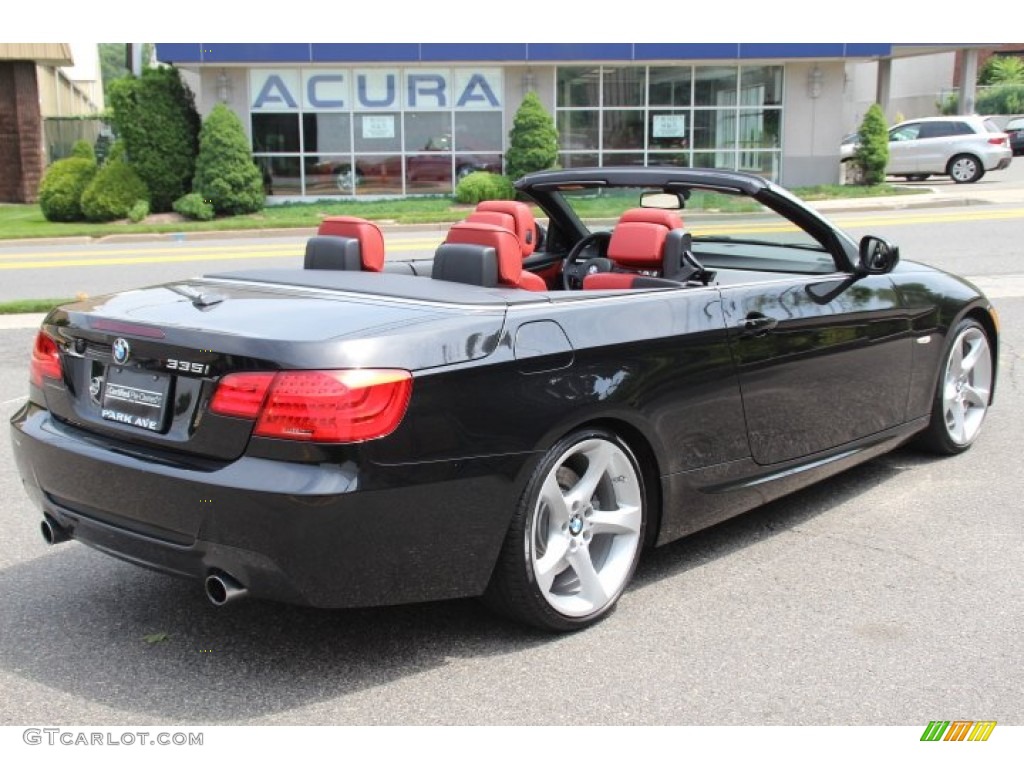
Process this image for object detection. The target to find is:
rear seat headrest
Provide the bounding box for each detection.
[315,216,385,271]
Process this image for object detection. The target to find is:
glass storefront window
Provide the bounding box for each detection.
[741,65,783,106]
[557,67,600,108]
[602,66,644,107]
[456,153,502,178]
[694,67,738,107]
[404,112,453,153]
[252,114,300,153]
[647,152,690,167]
[303,113,351,154]
[648,110,688,150]
[603,110,645,150]
[557,111,599,150]
[691,110,737,150]
[355,155,403,196]
[256,156,302,196]
[354,113,402,152]
[738,109,781,149]
[304,155,357,196]
[601,151,645,168]
[406,153,452,193]
[559,152,599,169]
[648,67,691,107]
[454,112,502,151]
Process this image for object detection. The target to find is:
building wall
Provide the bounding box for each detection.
[0,61,43,203]
[844,53,955,131]
[780,61,846,186]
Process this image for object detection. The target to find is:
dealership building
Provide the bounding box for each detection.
[156,43,979,199]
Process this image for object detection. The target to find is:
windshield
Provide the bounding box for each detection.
[558,185,831,254]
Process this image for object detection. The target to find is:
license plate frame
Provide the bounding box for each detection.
[100,366,172,433]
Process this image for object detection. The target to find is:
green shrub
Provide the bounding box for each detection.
[977,84,1024,115]
[173,192,215,221]
[454,172,516,205]
[38,157,97,221]
[127,199,150,223]
[854,104,889,186]
[192,104,264,216]
[107,67,200,212]
[505,91,559,181]
[80,159,150,221]
[70,140,95,161]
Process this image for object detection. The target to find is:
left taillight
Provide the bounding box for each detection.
[29,331,62,388]
[210,369,413,443]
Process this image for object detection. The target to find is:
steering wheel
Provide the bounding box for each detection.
[561,231,612,290]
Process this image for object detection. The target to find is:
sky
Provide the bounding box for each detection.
[7,1,972,45]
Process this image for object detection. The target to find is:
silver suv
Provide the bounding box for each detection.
[842,115,1012,183]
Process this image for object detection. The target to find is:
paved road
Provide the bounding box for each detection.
[1,173,1022,731]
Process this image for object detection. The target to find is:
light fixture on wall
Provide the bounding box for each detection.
[217,69,233,104]
[521,69,536,93]
[807,65,824,99]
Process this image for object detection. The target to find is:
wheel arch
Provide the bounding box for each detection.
[554,416,665,550]
[961,304,1000,405]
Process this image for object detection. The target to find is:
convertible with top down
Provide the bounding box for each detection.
[10,167,999,631]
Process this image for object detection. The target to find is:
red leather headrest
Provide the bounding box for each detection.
[316,216,386,271]
[445,222,523,286]
[475,200,538,256]
[619,208,684,230]
[607,222,668,269]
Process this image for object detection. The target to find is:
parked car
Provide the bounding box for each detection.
[841,115,1012,183]
[10,167,999,632]
[1004,115,1024,156]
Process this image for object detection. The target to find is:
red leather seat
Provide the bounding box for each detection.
[582,208,685,290]
[465,210,517,232]
[308,216,386,272]
[474,200,539,257]
[442,222,546,291]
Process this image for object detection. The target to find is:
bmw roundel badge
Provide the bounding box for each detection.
[111,338,131,365]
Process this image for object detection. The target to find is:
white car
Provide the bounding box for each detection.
[841,115,1012,183]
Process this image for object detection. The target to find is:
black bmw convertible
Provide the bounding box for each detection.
[10,167,998,631]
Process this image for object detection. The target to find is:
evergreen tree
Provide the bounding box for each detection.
[505,92,558,181]
[192,104,264,216]
[854,104,889,186]
[107,66,200,212]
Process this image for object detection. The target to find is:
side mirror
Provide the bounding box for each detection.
[857,235,900,275]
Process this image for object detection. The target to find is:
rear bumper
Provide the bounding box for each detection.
[10,403,530,609]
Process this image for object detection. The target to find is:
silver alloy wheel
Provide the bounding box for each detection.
[528,437,643,618]
[949,155,981,183]
[941,325,993,446]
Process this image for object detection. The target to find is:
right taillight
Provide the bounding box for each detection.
[29,332,62,388]
[210,369,412,443]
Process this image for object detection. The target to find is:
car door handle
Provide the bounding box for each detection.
[739,313,778,337]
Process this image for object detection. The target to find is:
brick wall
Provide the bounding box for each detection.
[0,61,43,203]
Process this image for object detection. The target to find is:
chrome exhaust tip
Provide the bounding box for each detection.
[204,572,247,606]
[40,516,70,545]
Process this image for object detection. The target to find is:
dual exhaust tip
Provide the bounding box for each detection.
[39,516,247,606]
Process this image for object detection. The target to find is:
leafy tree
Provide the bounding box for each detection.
[977,85,1024,115]
[192,104,264,215]
[505,91,558,181]
[99,43,155,99]
[38,157,97,221]
[979,55,1024,86]
[70,140,95,161]
[107,67,200,212]
[80,158,150,221]
[854,104,889,186]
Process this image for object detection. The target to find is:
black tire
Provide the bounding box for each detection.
[915,318,994,455]
[483,428,648,632]
[947,154,984,184]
